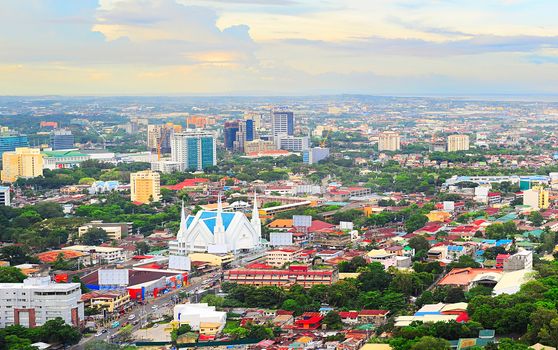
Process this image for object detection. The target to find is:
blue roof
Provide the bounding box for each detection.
[192,211,236,234]
[496,239,513,246]
[476,250,485,256]
[482,239,497,245]
[448,245,464,252]
[414,311,441,316]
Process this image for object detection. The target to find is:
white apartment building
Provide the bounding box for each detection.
[62,245,126,264]
[0,277,84,328]
[0,186,10,206]
[278,136,310,152]
[266,248,303,268]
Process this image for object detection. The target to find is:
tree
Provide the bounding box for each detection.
[84,341,121,350]
[135,241,150,255]
[357,263,392,291]
[80,227,109,245]
[39,318,82,346]
[34,202,64,219]
[408,236,430,254]
[0,266,27,283]
[247,324,273,340]
[0,246,38,265]
[323,311,343,330]
[405,214,429,233]
[410,336,451,350]
[529,211,544,227]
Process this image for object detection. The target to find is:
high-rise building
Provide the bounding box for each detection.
[1,147,44,183]
[147,123,182,154]
[303,147,330,164]
[244,112,263,129]
[130,170,161,204]
[0,135,29,157]
[171,132,217,171]
[523,186,549,210]
[378,131,401,151]
[278,136,310,152]
[0,277,84,328]
[272,110,295,140]
[0,186,10,206]
[50,129,75,150]
[224,121,240,151]
[186,115,210,129]
[447,134,470,152]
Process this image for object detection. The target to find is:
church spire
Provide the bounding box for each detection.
[251,191,262,240]
[214,193,226,245]
[177,199,187,240]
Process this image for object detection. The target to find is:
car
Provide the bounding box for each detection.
[128,314,136,321]
[95,332,103,337]
[152,324,159,328]
[132,320,139,326]
[101,329,108,334]
[151,305,158,310]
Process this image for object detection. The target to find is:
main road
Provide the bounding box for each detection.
[73,272,222,349]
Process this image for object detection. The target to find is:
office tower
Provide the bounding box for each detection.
[244,139,276,154]
[0,135,29,157]
[447,134,470,152]
[1,147,43,183]
[244,112,263,129]
[171,132,217,171]
[378,131,401,151]
[233,119,258,152]
[147,123,181,154]
[50,129,74,150]
[523,186,549,210]
[0,186,10,206]
[130,170,161,204]
[303,147,330,165]
[272,110,295,139]
[278,136,310,152]
[224,121,240,151]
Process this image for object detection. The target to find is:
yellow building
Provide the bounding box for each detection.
[1,147,43,183]
[523,186,549,210]
[82,291,130,313]
[130,170,161,204]
[447,134,470,152]
[188,252,234,266]
[426,210,451,222]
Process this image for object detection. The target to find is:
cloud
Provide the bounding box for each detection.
[0,0,256,66]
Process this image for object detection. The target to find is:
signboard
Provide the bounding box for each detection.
[168,255,191,271]
[98,269,129,286]
[293,215,312,228]
[270,232,293,246]
[339,221,354,230]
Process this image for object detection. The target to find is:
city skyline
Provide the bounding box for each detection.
[1,0,558,96]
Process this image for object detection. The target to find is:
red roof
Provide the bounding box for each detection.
[456,312,470,323]
[245,263,273,269]
[358,309,389,316]
[307,220,335,232]
[339,311,359,319]
[164,178,209,191]
[132,255,154,260]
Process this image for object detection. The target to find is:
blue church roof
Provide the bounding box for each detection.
[188,211,236,234]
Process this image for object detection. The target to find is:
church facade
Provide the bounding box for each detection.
[169,194,262,255]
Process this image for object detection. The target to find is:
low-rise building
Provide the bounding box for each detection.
[78,221,133,241]
[62,245,125,264]
[0,277,84,328]
[224,265,338,288]
[266,248,304,268]
[173,303,226,335]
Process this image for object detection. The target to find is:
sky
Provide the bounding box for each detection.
[1,0,558,96]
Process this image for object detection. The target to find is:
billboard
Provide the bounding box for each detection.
[339,221,354,230]
[208,244,228,254]
[168,255,191,271]
[270,232,293,246]
[293,215,312,227]
[443,201,455,211]
[98,269,129,286]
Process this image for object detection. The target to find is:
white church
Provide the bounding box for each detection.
[168,194,262,255]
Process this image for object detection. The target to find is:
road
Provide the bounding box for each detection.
[73,272,222,349]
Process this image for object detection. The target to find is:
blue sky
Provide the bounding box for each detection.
[1,0,558,95]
